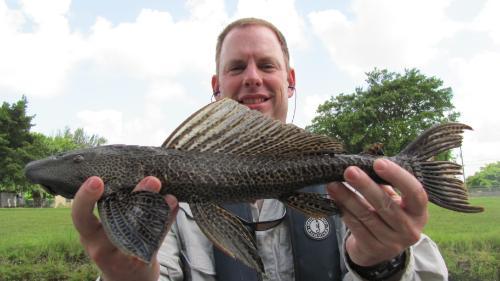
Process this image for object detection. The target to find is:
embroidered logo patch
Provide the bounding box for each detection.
[304,217,330,240]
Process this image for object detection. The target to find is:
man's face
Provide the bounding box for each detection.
[212,25,295,122]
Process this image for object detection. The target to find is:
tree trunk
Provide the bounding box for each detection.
[32,190,42,208]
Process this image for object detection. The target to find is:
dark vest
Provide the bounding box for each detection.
[213,185,344,281]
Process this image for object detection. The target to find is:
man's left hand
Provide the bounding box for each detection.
[327,158,428,266]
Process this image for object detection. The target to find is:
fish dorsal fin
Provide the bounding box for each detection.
[162,98,344,156]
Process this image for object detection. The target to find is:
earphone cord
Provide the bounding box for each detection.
[291,87,297,124]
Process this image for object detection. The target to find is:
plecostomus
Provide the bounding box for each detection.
[24,98,484,272]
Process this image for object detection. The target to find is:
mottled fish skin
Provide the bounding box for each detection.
[24,98,484,272]
[24,145,478,213]
[26,146,377,201]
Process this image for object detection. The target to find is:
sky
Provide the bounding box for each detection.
[1,0,499,178]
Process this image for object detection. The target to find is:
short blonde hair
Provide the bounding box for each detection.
[215,18,290,74]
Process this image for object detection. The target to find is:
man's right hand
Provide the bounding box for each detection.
[71,176,179,281]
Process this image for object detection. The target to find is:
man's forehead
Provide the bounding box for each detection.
[220,25,284,61]
[224,25,279,41]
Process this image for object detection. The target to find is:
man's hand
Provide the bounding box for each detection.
[71,176,178,281]
[327,159,428,266]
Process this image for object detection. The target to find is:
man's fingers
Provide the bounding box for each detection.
[133,176,162,193]
[165,194,179,223]
[165,194,178,211]
[134,177,179,221]
[72,176,104,239]
[373,159,428,216]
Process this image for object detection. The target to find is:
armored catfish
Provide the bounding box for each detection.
[24,98,484,272]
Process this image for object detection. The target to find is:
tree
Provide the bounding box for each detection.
[0,96,107,206]
[0,96,35,192]
[59,127,107,148]
[466,162,500,188]
[307,68,460,156]
[23,128,107,206]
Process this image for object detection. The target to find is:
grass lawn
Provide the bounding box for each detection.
[424,196,500,281]
[0,197,499,280]
[0,208,99,281]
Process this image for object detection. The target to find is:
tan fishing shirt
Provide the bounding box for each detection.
[157,200,449,281]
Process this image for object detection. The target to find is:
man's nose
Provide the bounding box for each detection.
[243,63,262,87]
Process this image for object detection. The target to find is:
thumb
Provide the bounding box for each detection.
[71,176,105,238]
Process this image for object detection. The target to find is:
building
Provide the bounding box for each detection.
[54,195,73,207]
[0,192,19,207]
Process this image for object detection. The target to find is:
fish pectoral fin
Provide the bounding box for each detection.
[190,203,264,273]
[281,192,340,218]
[97,191,172,263]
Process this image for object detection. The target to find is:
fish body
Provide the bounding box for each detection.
[24,98,483,272]
[26,145,381,202]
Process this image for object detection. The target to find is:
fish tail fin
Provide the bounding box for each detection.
[396,123,484,213]
[281,192,341,218]
[98,191,173,262]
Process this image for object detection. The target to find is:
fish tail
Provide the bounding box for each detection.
[395,123,483,213]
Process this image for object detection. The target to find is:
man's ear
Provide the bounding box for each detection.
[287,68,296,98]
[211,75,221,100]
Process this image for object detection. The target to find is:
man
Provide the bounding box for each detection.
[72,18,448,281]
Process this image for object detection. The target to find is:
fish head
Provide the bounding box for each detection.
[24,147,106,199]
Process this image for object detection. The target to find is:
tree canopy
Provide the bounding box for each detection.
[307,68,460,156]
[466,162,500,188]
[0,96,35,192]
[0,97,107,195]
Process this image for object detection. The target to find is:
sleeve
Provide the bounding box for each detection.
[158,203,217,281]
[158,222,185,281]
[94,223,183,281]
[342,233,448,281]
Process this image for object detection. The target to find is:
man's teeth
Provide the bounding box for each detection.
[241,98,267,105]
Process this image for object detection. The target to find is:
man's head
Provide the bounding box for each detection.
[211,18,295,122]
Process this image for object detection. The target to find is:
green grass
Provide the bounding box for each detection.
[424,197,500,281]
[0,208,99,281]
[1,198,499,280]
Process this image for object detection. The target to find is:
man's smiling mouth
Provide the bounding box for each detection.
[239,97,270,105]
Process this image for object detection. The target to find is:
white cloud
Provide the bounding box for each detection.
[449,51,500,176]
[77,109,123,143]
[0,0,83,97]
[86,8,221,79]
[451,51,500,127]
[472,0,500,45]
[294,93,330,126]
[20,0,71,25]
[308,0,458,78]
[233,0,307,51]
[0,0,227,98]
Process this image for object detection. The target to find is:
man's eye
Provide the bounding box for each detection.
[230,65,244,72]
[261,63,276,71]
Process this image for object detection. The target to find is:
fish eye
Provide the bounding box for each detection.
[73,154,84,163]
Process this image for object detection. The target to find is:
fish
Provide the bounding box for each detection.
[24,98,484,272]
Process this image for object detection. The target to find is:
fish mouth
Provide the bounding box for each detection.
[40,184,57,196]
[24,158,77,199]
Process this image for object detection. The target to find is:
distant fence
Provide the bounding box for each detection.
[0,192,55,208]
[469,187,500,197]
[23,199,55,208]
